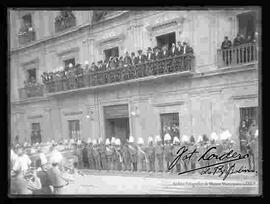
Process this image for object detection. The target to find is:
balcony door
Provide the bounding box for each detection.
[68,120,80,140]
[156,32,176,50]
[160,112,180,143]
[104,47,119,62]
[237,12,256,38]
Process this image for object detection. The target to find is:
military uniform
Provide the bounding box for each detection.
[99,143,107,170]
[87,144,95,169]
[164,143,173,172]
[105,144,114,170]
[121,143,131,171]
[82,145,89,169]
[92,144,101,170]
[146,141,155,172]
[128,143,138,171]
[154,142,164,172]
[137,138,147,172]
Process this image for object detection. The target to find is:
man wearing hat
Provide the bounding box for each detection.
[170,43,177,57]
[176,41,183,55]
[208,132,219,166]
[137,49,146,64]
[35,153,52,194]
[154,135,164,172]
[172,136,181,173]
[137,137,147,172]
[153,47,162,61]
[131,52,137,65]
[90,62,98,72]
[121,140,131,171]
[128,136,138,171]
[75,140,83,169]
[146,137,155,172]
[86,139,95,170]
[164,133,173,172]
[247,120,257,170]
[12,146,32,175]
[181,135,190,172]
[114,138,123,171]
[105,138,114,171]
[161,46,169,59]
[189,135,197,173]
[92,139,101,170]
[98,138,107,170]
[146,47,154,62]
[123,51,132,67]
[82,142,90,169]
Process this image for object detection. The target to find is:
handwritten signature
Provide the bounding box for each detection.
[168,146,255,180]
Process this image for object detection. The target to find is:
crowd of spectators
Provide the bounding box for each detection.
[41,41,194,86]
[221,32,258,50]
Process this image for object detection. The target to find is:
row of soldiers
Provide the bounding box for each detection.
[73,130,241,173]
[40,41,194,85]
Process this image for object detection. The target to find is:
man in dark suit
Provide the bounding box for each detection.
[131,52,137,65]
[137,50,146,64]
[176,41,183,55]
[233,33,242,47]
[146,47,154,62]
[161,46,169,59]
[221,36,232,49]
[170,43,177,57]
[90,62,98,72]
[123,51,132,67]
[153,47,162,61]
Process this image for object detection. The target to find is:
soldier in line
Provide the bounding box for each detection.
[114,138,123,171]
[146,47,154,62]
[92,139,101,170]
[137,137,147,172]
[121,140,131,171]
[164,133,173,173]
[181,135,190,172]
[208,132,219,166]
[111,137,118,171]
[153,47,162,61]
[105,138,114,171]
[154,135,164,173]
[172,136,181,173]
[146,136,155,172]
[220,129,232,171]
[247,120,257,171]
[189,135,197,173]
[128,136,138,172]
[98,138,107,170]
[86,138,95,170]
[82,142,90,169]
[75,140,83,169]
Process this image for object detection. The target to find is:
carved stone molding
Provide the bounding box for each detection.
[27,114,43,119]
[232,94,257,100]
[152,100,185,107]
[146,17,185,33]
[95,33,125,47]
[63,110,83,116]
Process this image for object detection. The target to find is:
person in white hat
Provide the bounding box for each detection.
[154,135,164,172]
[146,137,155,172]
[121,139,131,171]
[164,133,173,173]
[99,138,107,171]
[114,138,123,171]
[81,141,90,169]
[12,146,32,175]
[86,138,95,170]
[92,139,101,170]
[188,135,197,172]
[172,136,181,173]
[105,138,114,171]
[181,134,190,171]
[137,137,147,172]
[128,136,138,171]
[35,152,53,194]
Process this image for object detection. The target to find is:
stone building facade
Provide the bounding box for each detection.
[9,9,259,150]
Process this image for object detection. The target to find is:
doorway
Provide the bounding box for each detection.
[156,32,176,50]
[160,112,180,143]
[237,12,256,38]
[104,104,130,144]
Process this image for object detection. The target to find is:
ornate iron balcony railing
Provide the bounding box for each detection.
[44,54,195,94]
[217,43,258,68]
[54,11,76,33]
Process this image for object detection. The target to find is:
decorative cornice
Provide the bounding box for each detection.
[152,100,185,107]
[63,110,83,116]
[146,17,185,32]
[27,114,43,119]
[232,94,257,100]
[96,33,125,47]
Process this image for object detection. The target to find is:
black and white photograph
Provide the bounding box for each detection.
[8,7,261,196]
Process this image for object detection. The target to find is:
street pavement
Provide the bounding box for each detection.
[62,169,259,195]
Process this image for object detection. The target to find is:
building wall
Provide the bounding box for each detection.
[10,9,259,149]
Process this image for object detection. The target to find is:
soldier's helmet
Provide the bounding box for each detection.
[181,135,189,144]
[164,133,171,141]
[210,132,218,141]
[86,138,91,144]
[155,135,162,143]
[137,137,144,145]
[173,136,180,144]
[220,130,232,141]
[77,140,82,146]
[105,138,110,145]
[148,136,154,144]
[111,137,116,145]
[255,129,259,138]
[92,139,97,145]
[128,136,134,143]
[197,135,203,144]
[115,138,121,146]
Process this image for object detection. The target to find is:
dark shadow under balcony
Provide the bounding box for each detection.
[44,54,195,94]
[217,43,258,68]
[19,84,45,100]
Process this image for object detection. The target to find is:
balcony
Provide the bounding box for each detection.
[18,27,36,45]
[19,83,45,100]
[44,54,195,94]
[55,11,76,33]
[217,43,258,68]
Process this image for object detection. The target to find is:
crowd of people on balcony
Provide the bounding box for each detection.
[41,41,194,86]
[220,32,258,66]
